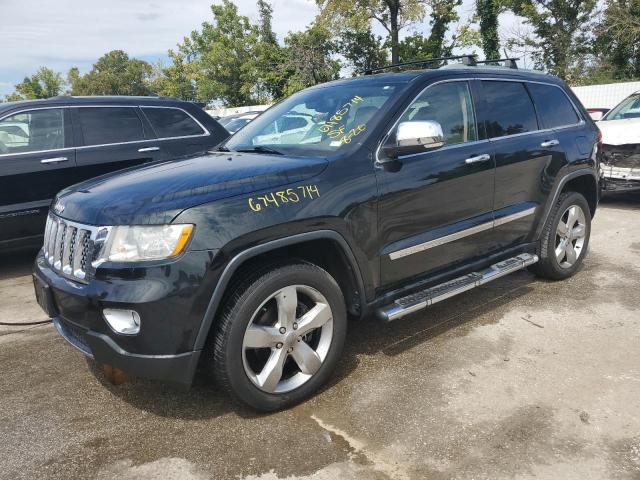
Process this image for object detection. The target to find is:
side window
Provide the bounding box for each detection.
[397,81,477,146]
[76,107,145,146]
[482,81,538,138]
[0,109,65,155]
[527,83,580,128]
[280,116,308,131]
[142,107,205,138]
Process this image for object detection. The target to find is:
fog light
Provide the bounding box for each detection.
[103,309,141,335]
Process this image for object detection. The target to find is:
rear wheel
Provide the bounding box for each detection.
[530,191,591,280]
[207,262,346,411]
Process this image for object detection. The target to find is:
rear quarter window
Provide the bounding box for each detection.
[142,107,205,138]
[527,83,580,129]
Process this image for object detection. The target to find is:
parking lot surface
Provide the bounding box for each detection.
[1,196,639,480]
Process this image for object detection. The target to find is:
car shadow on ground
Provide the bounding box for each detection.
[600,191,640,210]
[0,248,39,280]
[82,269,537,420]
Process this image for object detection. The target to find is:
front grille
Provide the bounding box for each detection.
[43,214,109,282]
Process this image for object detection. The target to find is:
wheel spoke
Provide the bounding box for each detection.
[557,220,569,236]
[296,302,332,336]
[566,206,578,229]
[276,286,298,329]
[571,224,585,240]
[291,341,322,375]
[565,243,577,265]
[256,347,287,392]
[555,239,567,262]
[244,325,281,348]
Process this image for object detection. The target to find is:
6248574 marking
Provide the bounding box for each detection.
[248,185,320,212]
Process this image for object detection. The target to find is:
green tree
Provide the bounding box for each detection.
[476,0,501,59]
[593,0,640,80]
[7,67,65,100]
[316,0,427,64]
[177,0,259,106]
[280,24,340,96]
[336,27,387,73]
[70,50,156,95]
[252,0,287,101]
[505,0,597,81]
[155,50,197,100]
[396,0,461,62]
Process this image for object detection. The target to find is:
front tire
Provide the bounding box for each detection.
[206,262,347,411]
[530,191,591,280]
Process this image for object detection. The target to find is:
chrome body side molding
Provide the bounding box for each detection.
[389,207,536,260]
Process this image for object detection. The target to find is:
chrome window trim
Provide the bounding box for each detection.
[0,105,210,158]
[389,207,536,260]
[376,76,585,164]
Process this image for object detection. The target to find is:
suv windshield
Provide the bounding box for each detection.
[225,81,405,157]
[603,93,640,121]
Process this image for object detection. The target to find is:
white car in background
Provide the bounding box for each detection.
[253,114,314,145]
[219,112,261,134]
[597,91,640,193]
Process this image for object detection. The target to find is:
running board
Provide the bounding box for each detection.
[377,253,538,322]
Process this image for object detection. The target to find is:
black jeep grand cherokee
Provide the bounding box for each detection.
[33,58,600,411]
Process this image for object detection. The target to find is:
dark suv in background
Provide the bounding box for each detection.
[0,96,228,251]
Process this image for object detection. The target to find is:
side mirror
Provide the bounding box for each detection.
[382,120,445,159]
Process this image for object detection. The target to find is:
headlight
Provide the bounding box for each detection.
[96,224,194,263]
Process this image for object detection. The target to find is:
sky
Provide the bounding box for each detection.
[0,0,522,98]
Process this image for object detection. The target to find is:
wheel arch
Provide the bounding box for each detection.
[535,169,599,241]
[193,230,366,351]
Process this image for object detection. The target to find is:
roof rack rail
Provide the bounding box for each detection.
[363,54,477,75]
[472,57,519,69]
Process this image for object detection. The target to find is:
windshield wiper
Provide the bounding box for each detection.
[214,144,231,152]
[235,145,284,155]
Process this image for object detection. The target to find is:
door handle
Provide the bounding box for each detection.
[540,140,559,148]
[40,157,68,164]
[465,154,491,164]
[138,146,160,152]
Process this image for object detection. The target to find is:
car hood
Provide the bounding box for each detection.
[598,118,640,146]
[55,152,327,225]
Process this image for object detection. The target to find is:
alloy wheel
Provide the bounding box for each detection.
[555,204,587,268]
[241,285,334,393]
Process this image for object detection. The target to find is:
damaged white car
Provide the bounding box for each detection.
[598,91,640,193]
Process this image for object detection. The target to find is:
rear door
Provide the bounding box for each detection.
[478,80,563,249]
[72,106,164,182]
[140,106,213,158]
[0,107,75,247]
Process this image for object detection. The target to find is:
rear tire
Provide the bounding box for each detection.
[529,191,591,280]
[205,262,347,412]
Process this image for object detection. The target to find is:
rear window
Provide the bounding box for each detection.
[482,81,538,138]
[528,83,580,128]
[76,107,145,146]
[142,107,205,138]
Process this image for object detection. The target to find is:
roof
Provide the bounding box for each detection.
[313,64,560,91]
[0,95,197,113]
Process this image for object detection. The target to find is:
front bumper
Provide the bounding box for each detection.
[33,248,220,385]
[601,144,640,192]
[52,317,201,384]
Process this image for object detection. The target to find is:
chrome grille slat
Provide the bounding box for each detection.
[43,214,106,283]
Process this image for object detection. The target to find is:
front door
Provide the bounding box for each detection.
[376,80,496,289]
[0,107,75,247]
